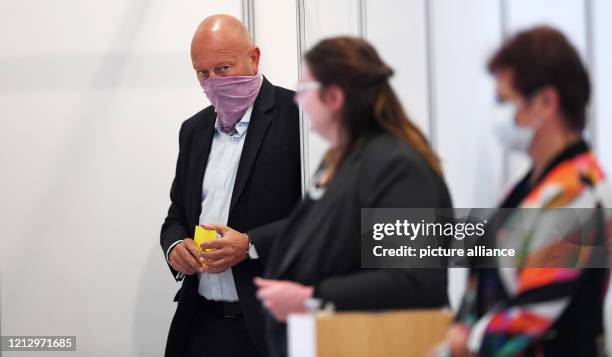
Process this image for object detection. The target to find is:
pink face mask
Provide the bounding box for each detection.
[200,73,263,133]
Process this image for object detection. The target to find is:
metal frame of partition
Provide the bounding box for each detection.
[424,0,438,150]
[296,0,310,193]
[358,0,368,38]
[499,0,511,187]
[241,0,255,42]
[584,0,597,153]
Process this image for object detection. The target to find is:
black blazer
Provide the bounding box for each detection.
[160,77,301,356]
[250,132,453,357]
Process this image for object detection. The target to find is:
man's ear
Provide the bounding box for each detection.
[250,47,261,74]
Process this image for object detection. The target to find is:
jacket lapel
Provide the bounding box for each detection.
[273,151,357,277]
[229,77,275,216]
[189,116,215,227]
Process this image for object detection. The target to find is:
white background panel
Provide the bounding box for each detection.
[365,0,431,138]
[592,1,612,351]
[301,0,361,177]
[506,0,587,58]
[431,0,504,209]
[303,0,361,46]
[592,0,612,175]
[254,0,299,90]
[0,1,241,55]
[0,1,242,356]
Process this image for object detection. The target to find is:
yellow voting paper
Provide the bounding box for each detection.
[194,226,217,252]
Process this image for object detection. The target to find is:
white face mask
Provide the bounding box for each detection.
[493,102,542,153]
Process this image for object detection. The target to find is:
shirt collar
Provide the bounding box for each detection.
[214,104,253,138]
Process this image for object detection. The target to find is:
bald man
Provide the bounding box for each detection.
[160,14,301,357]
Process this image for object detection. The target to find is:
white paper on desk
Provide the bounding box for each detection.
[288,313,316,357]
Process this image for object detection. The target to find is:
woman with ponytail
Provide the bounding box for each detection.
[250,37,453,357]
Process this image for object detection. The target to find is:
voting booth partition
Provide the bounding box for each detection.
[288,309,453,357]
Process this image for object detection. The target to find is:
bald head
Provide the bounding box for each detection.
[192,15,253,53]
[191,14,260,81]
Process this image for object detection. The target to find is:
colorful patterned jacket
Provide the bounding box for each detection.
[456,141,612,357]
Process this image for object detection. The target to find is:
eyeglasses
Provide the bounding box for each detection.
[496,88,543,106]
[296,81,321,93]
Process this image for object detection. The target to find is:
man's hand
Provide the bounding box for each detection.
[199,224,249,274]
[169,238,205,275]
[254,277,314,322]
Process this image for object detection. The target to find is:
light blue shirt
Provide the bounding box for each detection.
[165,106,255,300]
[195,105,253,301]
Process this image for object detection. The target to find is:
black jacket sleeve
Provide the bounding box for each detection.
[314,268,447,310]
[247,218,290,262]
[160,122,192,280]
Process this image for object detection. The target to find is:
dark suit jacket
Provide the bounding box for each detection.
[250,132,453,357]
[160,77,301,356]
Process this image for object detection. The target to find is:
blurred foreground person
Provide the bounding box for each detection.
[253,37,453,357]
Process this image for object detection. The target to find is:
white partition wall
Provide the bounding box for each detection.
[506,0,588,56]
[302,0,361,45]
[592,0,612,174]
[430,0,505,208]
[592,1,612,353]
[364,0,431,137]
[253,0,299,90]
[0,1,242,356]
[299,0,362,179]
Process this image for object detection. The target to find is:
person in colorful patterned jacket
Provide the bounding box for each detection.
[434,26,612,357]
